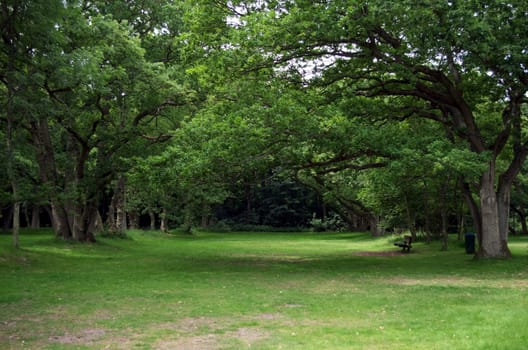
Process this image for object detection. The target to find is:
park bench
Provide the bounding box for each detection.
[394,235,412,253]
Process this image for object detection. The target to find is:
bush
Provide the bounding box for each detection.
[310,214,346,232]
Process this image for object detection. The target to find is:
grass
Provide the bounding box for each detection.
[1,229,528,349]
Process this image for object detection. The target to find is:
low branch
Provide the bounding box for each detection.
[141,133,173,143]
[298,151,390,174]
[311,161,388,175]
[133,100,186,126]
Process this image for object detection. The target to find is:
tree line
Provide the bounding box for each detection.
[1,0,527,258]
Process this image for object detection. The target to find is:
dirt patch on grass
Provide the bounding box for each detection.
[353,251,408,257]
[254,313,282,321]
[48,328,107,344]
[155,316,270,350]
[156,328,269,350]
[6,307,280,349]
[156,334,219,350]
[389,277,528,289]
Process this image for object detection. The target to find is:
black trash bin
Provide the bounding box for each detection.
[465,233,475,254]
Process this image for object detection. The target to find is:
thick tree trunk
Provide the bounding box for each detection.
[478,161,511,258]
[51,201,72,239]
[369,215,383,236]
[72,201,97,242]
[31,118,74,239]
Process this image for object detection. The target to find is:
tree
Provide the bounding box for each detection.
[0,0,68,245]
[1,1,194,241]
[226,0,528,258]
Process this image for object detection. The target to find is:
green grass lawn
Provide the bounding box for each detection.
[1,229,527,349]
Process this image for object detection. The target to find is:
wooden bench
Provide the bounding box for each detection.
[394,235,412,253]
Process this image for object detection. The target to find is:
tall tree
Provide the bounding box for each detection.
[1,1,193,241]
[225,0,528,258]
[0,0,67,244]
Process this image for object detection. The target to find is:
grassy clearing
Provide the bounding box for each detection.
[1,229,527,349]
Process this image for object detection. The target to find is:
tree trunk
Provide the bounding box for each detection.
[369,215,383,236]
[106,201,116,232]
[31,205,41,229]
[457,214,465,241]
[160,207,169,233]
[72,201,97,242]
[200,202,212,229]
[182,205,193,234]
[404,195,417,241]
[115,176,127,233]
[12,191,20,249]
[5,13,19,248]
[51,201,72,239]
[511,206,528,235]
[106,175,127,233]
[31,118,73,239]
[439,177,450,251]
[128,211,139,230]
[148,209,156,230]
[497,185,512,254]
[478,161,511,258]
[24,204,30,229]
[92,210,103,233]
[421,179,431,241]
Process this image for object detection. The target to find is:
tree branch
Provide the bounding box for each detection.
[132,100,186,126]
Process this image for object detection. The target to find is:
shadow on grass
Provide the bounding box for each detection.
[3,229,528,281]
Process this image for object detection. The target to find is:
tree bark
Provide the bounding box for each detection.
[128,211,139,230]
[115,176,127,233]
[369,215,383,236]
[439,177,450,251]
[148,209,156,230]
[511,206,528,235]
[404,194,417,241]
[72,200,97,242]
[160,207,169,233]
[51,201,72,239]
[12,190,20,249]
[106,175,127,233]
[478,161,511,258]
[30,118,73,239]
[31,205,41,229]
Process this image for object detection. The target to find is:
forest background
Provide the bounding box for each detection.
[1,0,527,258]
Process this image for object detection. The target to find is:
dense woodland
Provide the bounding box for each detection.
[1,1,527,258]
